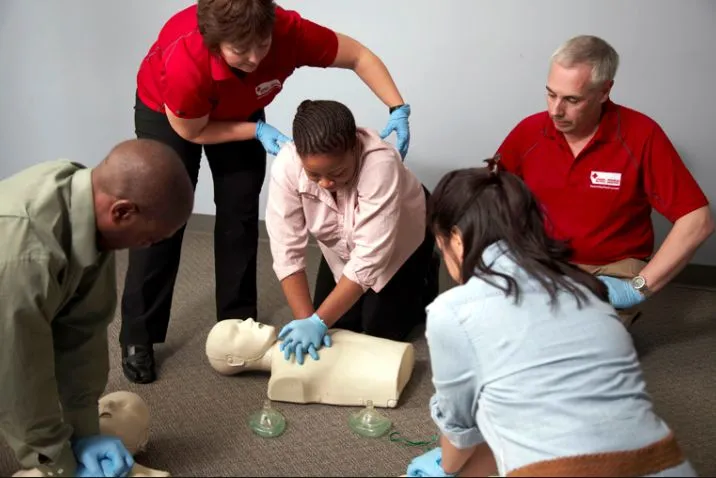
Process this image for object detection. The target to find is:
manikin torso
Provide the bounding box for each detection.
[13,391,169,478]
[206,319,415,408]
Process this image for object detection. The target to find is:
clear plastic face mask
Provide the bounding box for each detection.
[248,400,286,438]
[348,400,392,438]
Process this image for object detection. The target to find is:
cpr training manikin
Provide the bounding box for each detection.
[205,318,416,408]
[13,392,169,478]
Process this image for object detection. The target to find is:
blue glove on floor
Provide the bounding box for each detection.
[255,119,291,156]
[72,435,134,477]
[406,447,454,477]
[597,275,646,309]
[278,313,332,365]
[379,104,411,160]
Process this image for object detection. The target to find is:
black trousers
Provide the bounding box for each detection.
[313,189,440,341]
[120,95,266,346]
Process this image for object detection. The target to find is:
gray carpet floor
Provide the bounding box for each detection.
[1,231,715,477]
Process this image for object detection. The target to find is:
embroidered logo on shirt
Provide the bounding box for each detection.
[590,171,621,190]
[255,79,282,98]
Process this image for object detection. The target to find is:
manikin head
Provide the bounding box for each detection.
[198,0,276,72]
[293,100,361,192]
[205,318,278,375]
[546,35,619,139]
[92,139,194,251]
[98,391,150,455]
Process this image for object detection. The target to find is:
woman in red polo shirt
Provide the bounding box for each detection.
[120,0,413,384]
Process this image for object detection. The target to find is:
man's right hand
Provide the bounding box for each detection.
[72,435,134,477]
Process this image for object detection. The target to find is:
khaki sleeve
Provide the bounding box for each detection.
[53,254,117,440]
[0,257,77,477]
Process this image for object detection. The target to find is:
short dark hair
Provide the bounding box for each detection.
[292,100,358,157]
[428,159,608,307]
[197,0,276,51]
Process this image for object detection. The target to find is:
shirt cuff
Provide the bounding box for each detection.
[341,263,373,292]
[36,442,77,477]
[430,395,484,450]
[273,261,307,283]
[64,407,100,439]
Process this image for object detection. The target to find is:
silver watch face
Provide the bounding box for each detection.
[632,275,646,290]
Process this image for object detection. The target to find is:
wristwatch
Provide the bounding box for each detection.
[630,275,650,297]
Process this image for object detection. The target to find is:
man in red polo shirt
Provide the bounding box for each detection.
[496,35,714,326]
[121,0,414,384]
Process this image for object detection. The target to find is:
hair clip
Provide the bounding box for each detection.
[483,154,501,176]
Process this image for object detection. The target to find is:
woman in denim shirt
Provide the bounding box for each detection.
[406,158,696,477]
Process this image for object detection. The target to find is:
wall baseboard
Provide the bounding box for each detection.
[186,213,716,290]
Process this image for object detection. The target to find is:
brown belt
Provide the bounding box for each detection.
[507,432,685,477]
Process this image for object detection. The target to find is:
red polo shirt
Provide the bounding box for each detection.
[496,101,709,265]
[136,5,339,121]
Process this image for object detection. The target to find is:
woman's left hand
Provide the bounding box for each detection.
[380,104,411,160]
[278,314,332,365]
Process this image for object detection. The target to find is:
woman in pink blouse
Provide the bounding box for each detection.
[265,99,438,364]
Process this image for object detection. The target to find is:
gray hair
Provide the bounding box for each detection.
[551,35,620,87]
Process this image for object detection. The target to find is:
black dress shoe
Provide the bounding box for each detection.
[121,344,156,384]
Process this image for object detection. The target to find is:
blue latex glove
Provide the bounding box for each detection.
[379,104,411,160]
[597,275,646,309]
[255,119,291,156]
[406,447,454,477]
[72,435,134,477]
[278,313,332,365]
[76,458,126,478]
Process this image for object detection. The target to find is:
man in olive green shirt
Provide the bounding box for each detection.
[0,139,194,477]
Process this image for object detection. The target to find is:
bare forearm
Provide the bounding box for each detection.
[280,271,315,320]
[439,435,478,475]
[315,275,364,327]
[353,49,404,108]
[189,120,257,145]
[456,441,498,477]
[641,206,715,293]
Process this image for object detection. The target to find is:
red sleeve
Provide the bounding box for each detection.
[161,40,213,119]
[495,121,527,177]
[642,122,709,223]
[288,11,339,68]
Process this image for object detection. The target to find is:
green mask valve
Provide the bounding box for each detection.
[248,400,286,438]
[348,400,393,438]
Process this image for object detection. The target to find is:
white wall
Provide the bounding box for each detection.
[1,0,715,264]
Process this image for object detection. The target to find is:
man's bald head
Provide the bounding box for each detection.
[92,139,194,250]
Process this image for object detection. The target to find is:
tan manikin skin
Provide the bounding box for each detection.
[14,391,169,478]
[205,318,416,408]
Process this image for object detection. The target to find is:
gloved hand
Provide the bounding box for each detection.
[72,435,134,477]
[406,447,454,477]
[597,275,646,309]
[278,313,332,365]
[380,104,411,160]
[255,119,291,156]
